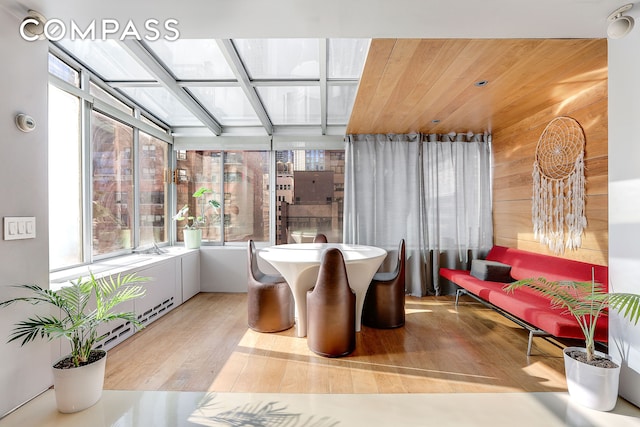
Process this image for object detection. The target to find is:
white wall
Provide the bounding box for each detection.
[1,0,640,415]
[199,245,278,292]
[608,13,640,408]
[0,8,52,417]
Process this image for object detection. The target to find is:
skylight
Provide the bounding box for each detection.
[53,38,370,136]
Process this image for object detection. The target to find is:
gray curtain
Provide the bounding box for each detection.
[344,132,493,296]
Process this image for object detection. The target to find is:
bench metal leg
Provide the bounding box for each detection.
[455,288,467,306]
[454,287,552,356]
[527,330,552,356]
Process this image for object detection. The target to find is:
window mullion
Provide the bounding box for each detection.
[80,70,93,264]
[269,149,277,244]
[217,152,225,244]
[133,118,141,250]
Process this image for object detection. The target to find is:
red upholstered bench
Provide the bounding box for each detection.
[440,245,608,355]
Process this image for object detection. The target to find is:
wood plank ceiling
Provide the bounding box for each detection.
[347,39,608,136]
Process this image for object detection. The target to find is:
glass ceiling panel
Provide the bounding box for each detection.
[48,52,80,87]
[118,87,203,126]
[145,39,236,80]
[327,84,359,125]
[328,39,370,79]
[234,39,320,80]
[188,86,261,126]
[57,39,154,81]
[257,86,320,125]
[54,37,370,134]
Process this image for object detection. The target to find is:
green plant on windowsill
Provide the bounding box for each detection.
[503,277,640,364]
[173,187,220,230]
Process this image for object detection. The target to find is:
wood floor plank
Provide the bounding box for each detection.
[104,293,569,394]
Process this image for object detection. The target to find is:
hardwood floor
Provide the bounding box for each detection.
[104,293,569,394]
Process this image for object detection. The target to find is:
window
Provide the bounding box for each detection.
[175,150,270,243]
[275,149,344,244]
[48,53,171,270]
[90,82,133,115]
[48,53,79,87]
[48,49,349,260]
[139,132,169,246]
[175,150,223,244]
[48,84,82,270]
[91,111,134,255]
[224,151,270,242]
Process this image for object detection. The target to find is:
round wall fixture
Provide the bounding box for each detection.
[21,10,47,40]
[607,4,635,39]
[15,114,36,132]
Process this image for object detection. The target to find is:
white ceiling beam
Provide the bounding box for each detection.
[119,39,223,135]
[216,39,274,136]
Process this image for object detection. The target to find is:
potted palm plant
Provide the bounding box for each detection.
[0,272,147,413]
[504,277,640,411]
[173,187,220,249]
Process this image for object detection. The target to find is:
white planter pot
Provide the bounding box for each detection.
[52,350,107,413]
[563,346,621,411]
[184,229,202,249]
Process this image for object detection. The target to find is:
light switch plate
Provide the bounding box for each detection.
[3,217,36,240]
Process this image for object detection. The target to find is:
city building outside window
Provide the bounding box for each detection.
[139,132,169,246]
[91,111,134,255]
[275,150,344,244]
[48,53,171,269]
[175,150,270,243]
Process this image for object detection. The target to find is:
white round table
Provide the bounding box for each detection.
[259,243,387,337]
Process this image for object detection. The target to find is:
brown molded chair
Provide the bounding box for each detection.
[247,240,294,332]
[306,248,356,357]
[362,239,406,329]
[313,233,328,243]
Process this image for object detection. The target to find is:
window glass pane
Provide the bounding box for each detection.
[142,115,167,131]
[175,151,223,244]
[223,151,270,242]
[275,150,344,244]
[175,151,270,244]
[234,39,319,79]
[57,39,154,81]
[327,83,358,125]
[188,86,261,126]
[146,39,235,79]
[139,133,169,246]
[90,81,133,115]
[49,85,83,269]
[91,111,134,255]
[118,87,203,126]
[257,86,320,125]
[48,53,80,87]
[328,39,370,79]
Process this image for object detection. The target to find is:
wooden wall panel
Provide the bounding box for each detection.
[492,39,608,266]
[349,38,608,266]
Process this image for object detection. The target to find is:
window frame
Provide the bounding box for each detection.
[48,48,173,271]
[48,45,348,271]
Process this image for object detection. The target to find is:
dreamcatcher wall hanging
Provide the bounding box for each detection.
[532,116,586,254]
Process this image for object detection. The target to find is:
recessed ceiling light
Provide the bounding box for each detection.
[474,80,489,87]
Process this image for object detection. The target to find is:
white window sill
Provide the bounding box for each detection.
[49,246,198,291]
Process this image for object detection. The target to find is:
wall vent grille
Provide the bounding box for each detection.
[95,297,175,351]
[138,296,175,325]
